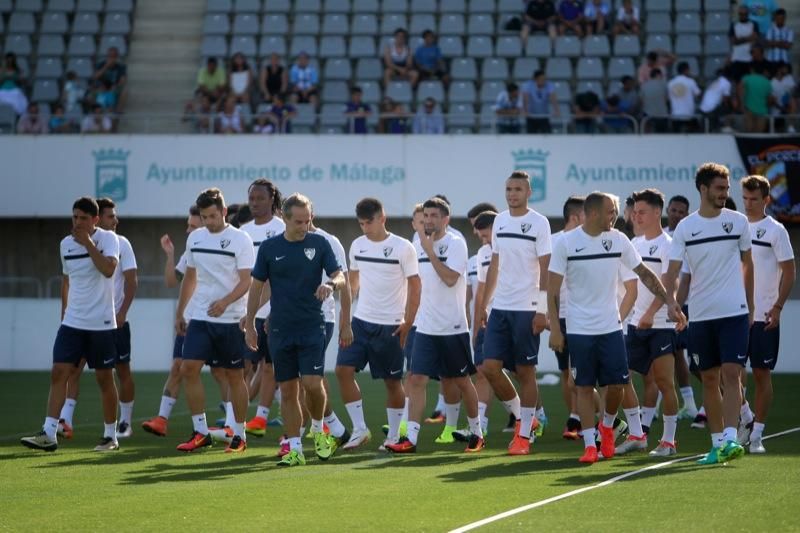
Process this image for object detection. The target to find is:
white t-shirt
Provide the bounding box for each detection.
[473,243,495,329]
[668,74,701,117]
[112,235,137,316]
[240,217,286,319]
[551,231,571,319]
[314,227,348,323]
[415,232,469,336]
[730,20,757,62]
[176,250,195,321]
[629,232,672,329]
[669,209,751,322]
[750,216,794,321]
[618,265,639,331]
[699,76,732,113]
[467,254,479,324]
[185,225,255,323]
[61,227,120,331]
[549,227,642,335]
[491,208,552,311]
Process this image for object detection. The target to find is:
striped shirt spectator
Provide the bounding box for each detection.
[764,9,793,64]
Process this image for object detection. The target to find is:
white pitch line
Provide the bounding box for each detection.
[449,427,800,533]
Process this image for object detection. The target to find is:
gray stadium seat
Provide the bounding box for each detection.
[440,0,466,11]
[103,13,131,34]
[293,103,317,129]
[472,0,497,12]
[675,12,701,34]
[673,56,699,77]
[17,0,44,12]
[322,81,350,103]
[466,36,492,58]
[0,103,16,132]
[0,0,11,11]
[15,57,31,77]
[703,56,726,79]
[258,35,286,56]
[32,79,60,102]
[704,12,729,34]
[207,0,233,12]
[264,0,291,12]
[351,14,378,34]
[76,0,103,13]
[447,103,476,131]
[349,36,376,57]
[675,34,701,56]
[410,14,437,34]
[8,13,36,34]
[468,14,494,35]
[72,13,99,34]
[233,14,259,35]
[576,80,604,100]
[448,81,476,103]
[381,0,408,12]
[613,35,640,56]
[645,13,671,34]
[496,12,519,34]
[230,35,257,56]
[352,0,379,12]
[551,80,571,102]
[513,57,540,79]
[289,36,317,57]
[607,57,635,79]
[5,34,33,55]
[107,0,134,11]
[66,57,94,77]
[495,36,521,58]
[481,57,509,80]
[576,57,603,79]
[295,0,322,11]
[450,57,477,79]
[675,0,700,9]
[99,35,127,55]
[479,80,504,103]
[323,57,352,79]
[355,57,382,79]
[554,35,581,57]
[583,35,610,57]
[526,35,552,57]
[35,57,64,78]
[320,104,347,131]
[439,14,465,34]
[235,0,262,11]
[418,80,445,102]
[704,34,729,56]
[37,35,66,56]
[644,0,670,11]
[293,14,320,35]
[203,14,230,34]
[203,35,229,57]
[478,104,497,132]
[322,14,349,34]
[411,0,437,12]
[386,80,412,103]
[545,57,572,80]
[323,0,351,12]
[357,80,381,102]
[439,35,464,56]
[48,0,76,12]
[645,34,672,54]
[262,14,288,35]
[607,79,622,96]
[496,0,520,11]
[380,14,408,35]
[319,35,346,57]
[704,0,728,10]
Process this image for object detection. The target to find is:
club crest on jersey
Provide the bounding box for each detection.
[602,239,612,251]
[304,248,316,260]
[722,222,733,234]
[756,228,766,239]
[649,244,658,255]
[438,244,448,255]
[692,353,700,366]
[383,246,393,258]
[521,222,532,234]
[220,239,231,249]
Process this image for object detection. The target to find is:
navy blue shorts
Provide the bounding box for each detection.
[554,318,570,371]
[172,334,185,359]
[568,329,629,387]
[244,318,271,364]
[182,320,246,369]
[748,321,779,370]
[626,325,675,375]
[114,321,131,364]
[483,309,540,368]
[404,326,417,372]
[337,317,405,380]
[473,327,486,366]
[675,305,689,350]
[411,332,476,379]
[270,324,327,382]
[688,314,750,371]
[53,325,117,370]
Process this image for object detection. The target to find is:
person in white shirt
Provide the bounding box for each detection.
[336,198,420,452]
[738,175,795,453]
[664,163,755,465]
[475,171,552,456]
[730,5,760,81]
[700,68,734,132]
[494,82,525,134]
[174,188,255,454]
[386,198,485,454]
[548,192,684,464]
[667,62,702,132]
[21,197,121,453]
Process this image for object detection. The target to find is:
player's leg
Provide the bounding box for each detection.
[481,311,522,421]
[641,369,659,429]
[674,347,698,419]
[435,377,461,444]
[297,326,339,460]
[114,322,135,438]
[568,333,600,463]
[223,324,249,452]
[247,319,279,436]
[58,360,84,439]
[21,340,74,451]
[368,322,406,449]
[614,327,647,454]
[596,330,629,460]
[717,315,749,460]
[336,318,370,447]
[176,321,213,451]
[649,334,679,456]
[749,367,772,452]
[94,367,120,451]
[142,347,182,437]
[441,333,483,452]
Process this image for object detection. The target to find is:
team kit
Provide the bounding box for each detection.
[20,162,795,467]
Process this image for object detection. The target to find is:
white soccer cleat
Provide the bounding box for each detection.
[342,428,371,450]
[749,438,766,454]
[117,421,133,439]
[209,426,234,444]
[737,422,753,446]
[378,438,396,452]
[93,437,120,452]
[649,441,677,457]
[614,435,648,455]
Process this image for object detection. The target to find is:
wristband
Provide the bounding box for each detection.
[536,289,548,314]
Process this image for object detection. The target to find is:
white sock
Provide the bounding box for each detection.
[699,405,706,416]
[324,411,346,438]
[602,411,616,428]
[386,407,404,442]
[641,406,656,427]
[158,396,176,419]
[751,421,765,440]
[569,412,580,421]
[501,396,521,419]
[407,421,420,445]
[711,432,724,448]
[655,392,662,413]
[536,406,546,419]
[444,402,460,427]
[662,414,678,444]
[232,421,245,439]
[192,413,209,435]
[104,422,117,440]
[468,416,483,438]
[624,407,644,438]
[310,418,324,434]
[401,397,409,424]
[722,426,737,443]
[256,405,270,420]
[119,401,134,425]
[478,401,488,432]
[740,401,755,425]
[289,436,302,453]
[582,427,597,448]
[224,401,235,428]
[60,399,77,426]
[435,394,446,412]
[44,416,59,440]
[680,387,697,411]
[520,407,536,440]
[345,400,367,431]
[275,388,282,405]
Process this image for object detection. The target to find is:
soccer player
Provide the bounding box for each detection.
[548,192,685,463]
[387,197,485,453]
[336,198,420,451]
[21,197,121,452]
[738,175,795,453]
[245,193,346,466]
[663,163,754,465]
[615,188,681,457]
[238,179,286,437]
[665,195,690,236]
[475,171,551,456]
[174,188,254,454]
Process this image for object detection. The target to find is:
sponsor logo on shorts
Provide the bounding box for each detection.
[313,364,324,370]
[660,344,671,351]
[459,365,468,373]
[737,354,747,360]
[764,358,774,364]
[103,358,115,365]
[526,355,536,360]
[390,369,402,375]
[622,373,629,379]
[276,255,286,261]
[231,359,242,365]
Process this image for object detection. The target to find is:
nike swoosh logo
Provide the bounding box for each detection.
[211,360,219,365]
[660,344,671,351]
[390,369,402,375]
[622,374,630,379]
[526,355,536,360]
[764,358,774,364]
[498,226,507,230]
[103,358,115,365]
[276,256,285,261]
[231,359,242,365]
[359,249,368,253]
[691,231,702,236]
[313,364,324,370]
[67,248,77,253]
[737,354,747,360]
[575,247,586,252]
[193,241,201,245]
[460,365,468,373]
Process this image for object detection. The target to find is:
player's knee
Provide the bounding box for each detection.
[51,364,72,382]
[94,369,115,388]
[720,364,741,384]
[335,365,354,381]
[752,368,772,384]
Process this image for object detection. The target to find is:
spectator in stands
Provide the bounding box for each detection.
[771,63,796,127]
[345,86,372,134]
[49,104,75,134]
[253,110,276,134]
[269,92,296,133]
[699,68,734,132]
[765,9,793,73]
[522,70,560,133]
[259,53,288,104]
[81,103,112,134]
[637,50,675,84]
[583,0,610,35]
[16,102,48,134]
[289,52,320,108]
[616,75,640,117]
[573,90,600,133]
[228,53,253,106]
[185,93,215,133]
[740,63,774,132]
[612,0,640,37]
[730,5,760,82]
[414,30,449,88]
[668,62,701,132]
[384,28,418,88]
[96,80,118,111]
[601,94,633,133]
[217,96,244,134]
[750,44,771,77]
[412,97,444,134]
[62,71,86,114]
[377,96,409,134]
[0,53,28,115]
[741,0,777,34]
[494,82,524,134]
[557,0,584,36]
[640,68,669,132]
[521,0,558,46]
[196,57,226,104]
[91,47,127,112]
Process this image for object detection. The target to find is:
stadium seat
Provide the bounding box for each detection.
[0,103,17,133]
[545,57,572,80]
[526,35,552,57]
[320,36,346,57]
[495,36,521,58]
[32,79,60,102]
[48,0,76,12]
[323,57,352,79]
[5,34,33,55]
[645,13,671,34]
[583,35,610,57]
[37,35,66,56]
[261,14,288,34]
[72,13,99,34]
[35,58,64,78]
[704,12,729,34]
[607,57,635,79]
[675,34,701,57]
[410,14,437,34]
[322,14,350,34]
[8,13,36,34]
[66,57,94,78]
[468,14,494,35]
[448,81,476,103]
[554,36,581,57]
[576,80,604,100]
[357,80,381,102]
[233,14,259,35]
[17,0,44,12]
[704,34,729,56]
[355,57,382,79]
[202,35,228,57]
[107,0,134,11]
[645,34,672,54]
[576,57,603,79]
[386,80,412,103]
[703,56,726,79]
[295,0,322,11]
[478,104,497,132]
[381,14,408,35]
[352,0,380,12]
[264,0,291,12]
[418,80,445,102]
[322,81,350,103]
[481,57,509,79]
[551,80,571,102]
[231,35,257,56]
[513,57,540,80]
[613,35,640,56]
[235,0,263,11]
[439,14,465,34]
[320,103,347,128]
[203,14,230,35]
[289,35,318,57]
[440,0,466,11]
[673,56,699,77]
[644,0,670,11]
[99,35,126,56]
[447,103,476,131]
[103,13,131,34]
[258,35,286,56]
[293,103,317,129]
[479,80,504,103]
[675,0,700,10]
[411,0,438,12]
[451,57,477,79]
[293,14,320,35]
[349,36,377,57]
[466,36,493,58]
[351,14,378,34]
[704,0,728,10]
[323,0,351,12]
[381,0,408,12]
[0,0,11,11]
[675,13,701,34]
[439,35,464,56]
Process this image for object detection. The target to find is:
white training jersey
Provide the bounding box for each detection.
[630,232,672,329]
[467,254,478,324]
[550,227,642,335]
[750,216,795,321]
[491,209,552,311]
[60,227,120,331]
[176,250,195,321]
[475,243,494,314]
[551,231,571,319]
[314,227,348,323]
[185,225,255,323]
[415,232,469,336]
[350,233,418,326]
[669,209,751,322]
[240,217,286,319]
[618,264,639,332]
[112,235,137,316]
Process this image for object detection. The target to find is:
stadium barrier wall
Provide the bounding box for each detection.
[1,135,747,219]
[1,298,798,373]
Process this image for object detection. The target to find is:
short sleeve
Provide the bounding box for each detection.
[536,216,552,256]
[490,216,500,254]
[548,238,567,277]
[619,265,637,282]
[400,241,420,278]
[252,241,270,282]
[738,219,752,252]
[61,243,68,275]
[660,237,672,275]
[176,252,188,275]
[321,238,340,277]
[620,236,642,270]
[348,241,359,272]
[331,236,348,273]
[669,224,687,262]
[445,238,468,275]
[477,247,491,282]
[103,231,120,261]
[237,232,255,270]
[120,238,137,271]
[774,224,795,262]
